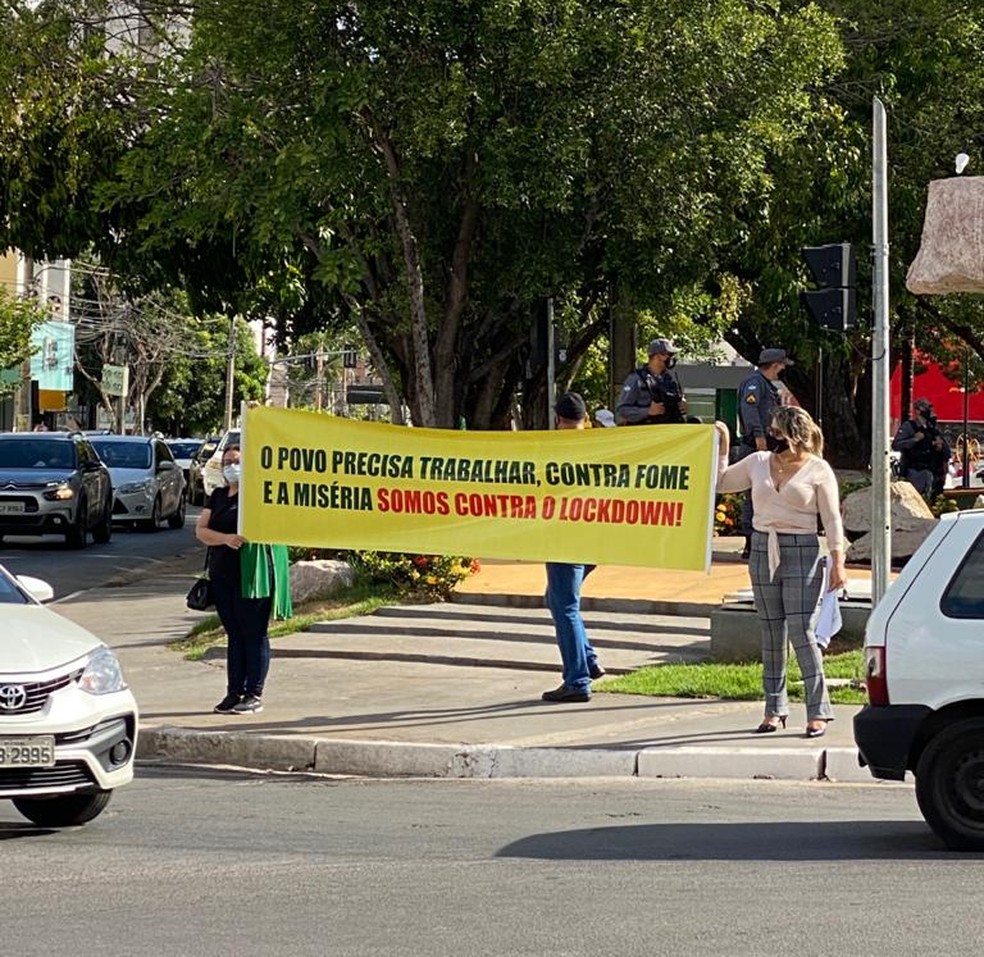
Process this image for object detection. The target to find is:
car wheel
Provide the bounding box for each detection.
[65,501,88,549]
[915,718,984,851]
[143,496,162,532]
[91,495,113,544]
[12,791,112,828]
[167,492,187,529]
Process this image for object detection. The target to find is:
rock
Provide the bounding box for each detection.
[846,523,937,563]
[841,481,935,536]
[289,560,355,605]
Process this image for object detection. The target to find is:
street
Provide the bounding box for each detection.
[0,771,976,957]
[0,507,202,599]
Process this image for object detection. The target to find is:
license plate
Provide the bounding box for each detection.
[0,737,55,767]
[0,502,25,514]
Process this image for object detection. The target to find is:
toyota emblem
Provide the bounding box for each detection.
[0,685,27,711]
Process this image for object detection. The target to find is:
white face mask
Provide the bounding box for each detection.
[223,463,241,485]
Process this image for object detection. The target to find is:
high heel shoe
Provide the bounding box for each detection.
[754,715,787,734]
[805,721,828,738]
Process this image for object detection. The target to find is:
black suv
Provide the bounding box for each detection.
[0,433,114,548]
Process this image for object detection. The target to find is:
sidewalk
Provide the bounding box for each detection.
[52,539,886,785]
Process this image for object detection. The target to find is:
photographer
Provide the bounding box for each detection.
[616,338,687,425]
[892,398,950,500]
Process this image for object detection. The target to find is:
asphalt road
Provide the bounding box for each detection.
[0,506,202,599]
[0,771,974,956]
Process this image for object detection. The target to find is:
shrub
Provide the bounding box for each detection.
[930,494,960,517]
[714,493,743,536]
[346,551,480,601]
[839,477,871,500]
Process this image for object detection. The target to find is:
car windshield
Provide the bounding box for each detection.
[0,439,76,470]
[0,567,30,605]
[90,440,152,469]
[167,442,201,459]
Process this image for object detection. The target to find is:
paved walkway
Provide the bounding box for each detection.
[52,538,889,785]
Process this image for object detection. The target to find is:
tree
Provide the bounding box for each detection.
[71,260,266,434]
[98,0,845,428]
[0,288,47,392]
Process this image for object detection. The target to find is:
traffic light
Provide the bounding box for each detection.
[342,345,357,368]
[800,242,857,331]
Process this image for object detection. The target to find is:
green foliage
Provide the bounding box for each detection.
[146,316,267,436]
[347,551,480,602]
[839,477,871,500]
[930,494,961,517]
[0,289,46,393]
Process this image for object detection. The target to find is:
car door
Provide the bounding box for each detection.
[75,440,104,524]
[885,516,984,709]
[155,441,182,513]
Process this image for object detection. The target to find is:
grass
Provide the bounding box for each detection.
[170,582,399,661]
[597,649,867,705]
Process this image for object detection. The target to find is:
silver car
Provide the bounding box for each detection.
[89,436,186,530]
[0,433,114,548]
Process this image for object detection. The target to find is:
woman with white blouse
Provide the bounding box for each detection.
[715,406,847,738]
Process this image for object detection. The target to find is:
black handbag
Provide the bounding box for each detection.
[186,550,214,611]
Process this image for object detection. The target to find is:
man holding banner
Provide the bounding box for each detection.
[541,392,605,703]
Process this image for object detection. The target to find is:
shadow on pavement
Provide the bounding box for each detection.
[496,820,965,861]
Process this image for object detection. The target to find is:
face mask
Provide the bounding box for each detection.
[772,439,790,455]
[223,463,241,484]
[665,356,677,370]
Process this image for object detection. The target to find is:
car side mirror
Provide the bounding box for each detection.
[17,575,54,603]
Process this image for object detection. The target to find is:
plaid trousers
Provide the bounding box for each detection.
[748,531,833,721]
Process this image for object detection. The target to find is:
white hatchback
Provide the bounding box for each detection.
[0,565,138,827]
[855,509,984,850]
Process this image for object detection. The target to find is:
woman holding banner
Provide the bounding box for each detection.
[714,408,846,739]
[195,444,292,715]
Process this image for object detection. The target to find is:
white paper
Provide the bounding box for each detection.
[815,556,843,648]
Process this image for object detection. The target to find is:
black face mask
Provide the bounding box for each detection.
[665,356,677,370]
[772,439,790,454]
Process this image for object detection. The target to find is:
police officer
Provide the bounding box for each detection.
[734,348,793,557]
[616,338,687,425]
[892,398,950,500]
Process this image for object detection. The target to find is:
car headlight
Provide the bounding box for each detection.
[78,648,128,695]
[118,480,152,495]
[43,482,75,501]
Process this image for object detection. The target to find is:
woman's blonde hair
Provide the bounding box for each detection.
[771,405,823,456]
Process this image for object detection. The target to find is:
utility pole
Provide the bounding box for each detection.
[224,316,237,431]
[871,97,891,606]
[545,298,556,428]
[315,350,324,411]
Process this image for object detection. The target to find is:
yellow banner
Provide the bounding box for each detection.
[239,406,718,570]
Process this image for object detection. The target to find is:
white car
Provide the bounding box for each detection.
[0,565,137,827]
[89,435,186,530]
[855,509,984,850]
[201,428,240,499]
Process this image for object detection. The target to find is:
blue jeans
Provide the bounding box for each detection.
[211,576,272,697]
[545,563,598,692]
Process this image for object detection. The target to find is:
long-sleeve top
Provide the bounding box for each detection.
[717,450,845,578]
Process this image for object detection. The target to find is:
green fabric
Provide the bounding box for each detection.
[240,543,293,620]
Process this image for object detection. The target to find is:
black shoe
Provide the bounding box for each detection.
[541,684,591,703]
[232,694,263,714]
[588,661,606,680]
[213,694,242,714]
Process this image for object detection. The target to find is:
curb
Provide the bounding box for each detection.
[137,728,882,784]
